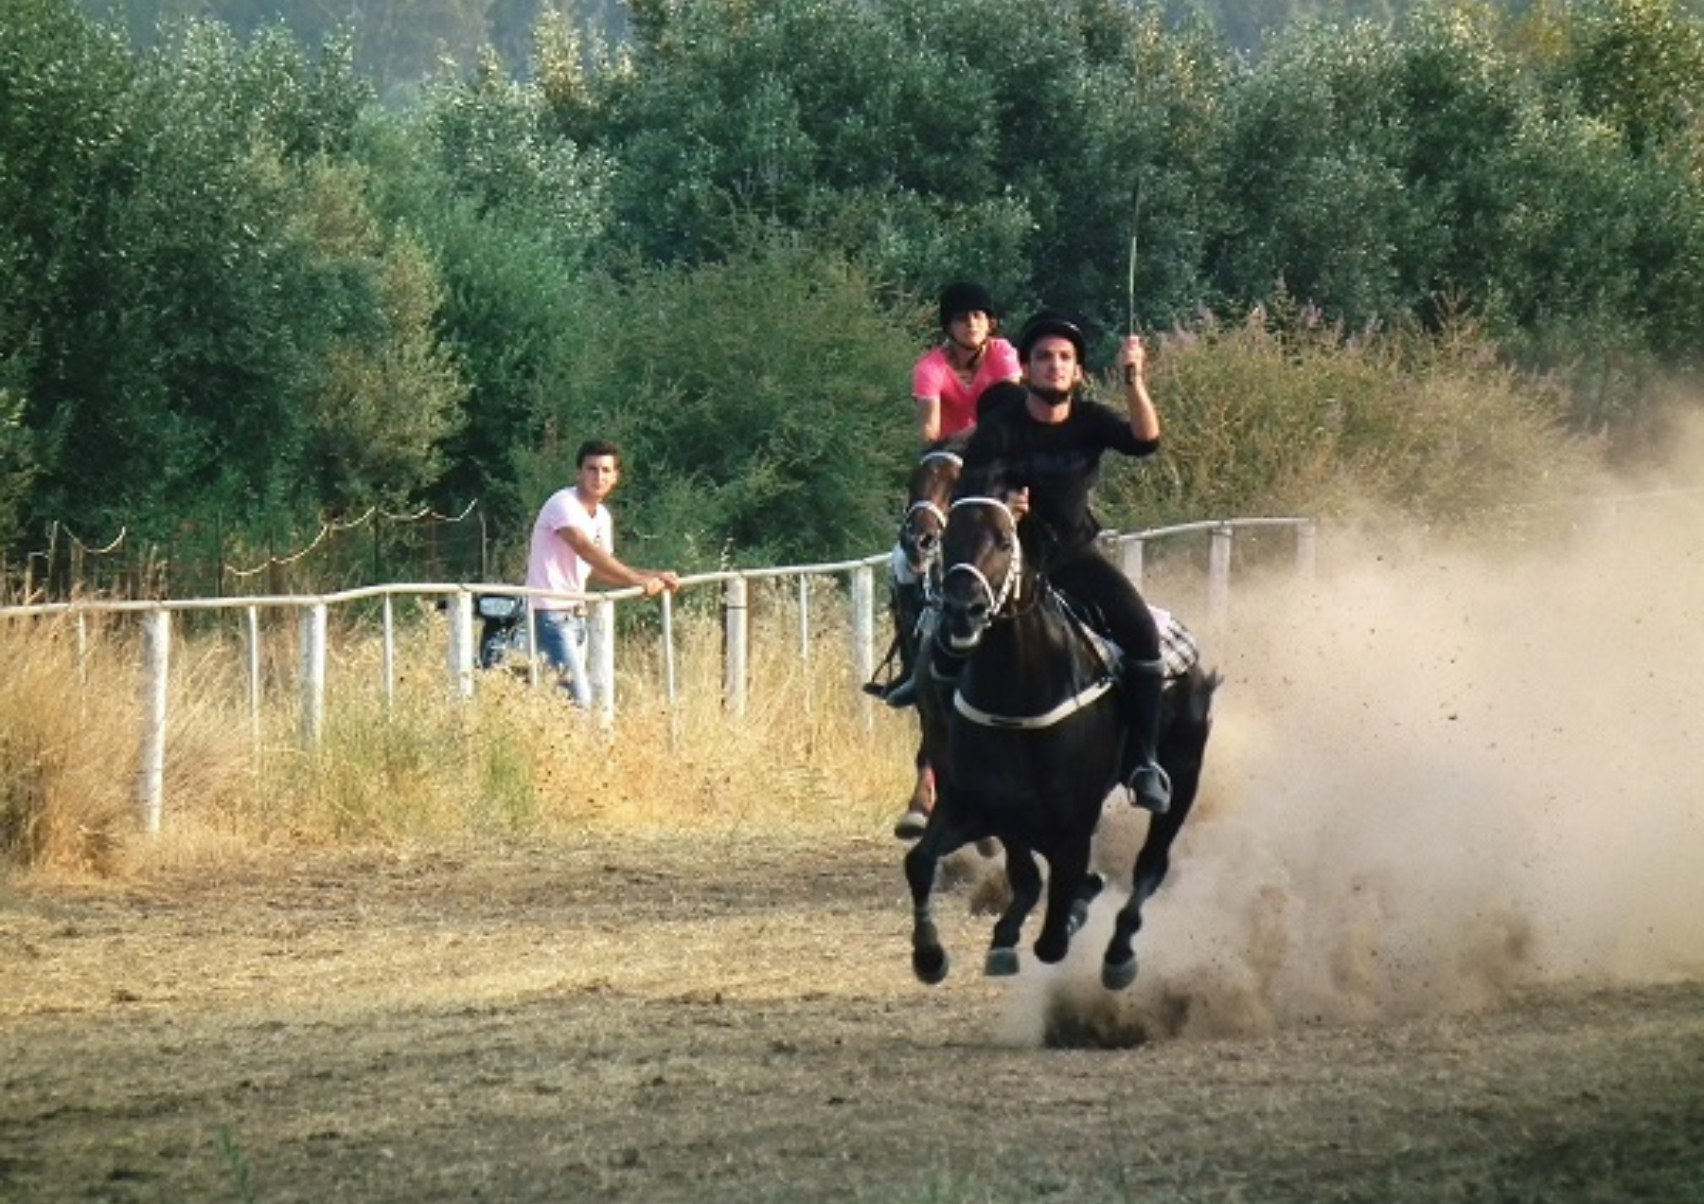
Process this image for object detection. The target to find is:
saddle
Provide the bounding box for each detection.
[1056,593,1201,682]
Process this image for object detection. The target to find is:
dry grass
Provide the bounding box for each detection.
[0,585,920,878]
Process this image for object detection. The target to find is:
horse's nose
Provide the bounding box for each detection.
[917,531,939,557]
[948,598,989,629]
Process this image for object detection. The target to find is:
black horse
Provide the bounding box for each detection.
[904,492,1220,990]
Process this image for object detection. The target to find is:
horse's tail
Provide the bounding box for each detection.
[1169,663,1222,729]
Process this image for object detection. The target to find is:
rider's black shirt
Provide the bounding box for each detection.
[959,394,1158,554]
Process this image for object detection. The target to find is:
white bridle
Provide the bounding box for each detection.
[942,495,1118,730]
[902,450,962,540]
[941,495,1023,624]
[901,450,964,582]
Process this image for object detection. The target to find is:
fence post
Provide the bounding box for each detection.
[245,605,261,748]
[1119,535,1145,586]
[300,602,327,748]
[797,575,811,660]
[447,590,474,700]
[136,608,170,835]
[524,600,540,689]
[851,564,875,715]
[1296,521,1318,581]
[724,575,748,717]
[591,597,616,726]
[660,590,678,710]
[380,593,396,712]
[1208,525,1233,628]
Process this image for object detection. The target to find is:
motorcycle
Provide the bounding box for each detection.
[475,593,533,671]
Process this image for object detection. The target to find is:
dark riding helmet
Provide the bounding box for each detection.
[1015,309,1089,362]
[938,281,997,329]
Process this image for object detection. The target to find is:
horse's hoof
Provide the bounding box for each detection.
[984,947,1020,977]
[1033,936,1069,965]
[1102,954,1138,992]
[913,949,949,985]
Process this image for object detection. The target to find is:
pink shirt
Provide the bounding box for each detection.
[911,337,1021,438]
[525,486,613,611]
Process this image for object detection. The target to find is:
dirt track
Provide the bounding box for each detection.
[10,493,1704,1201]
[3,834,1702,1204]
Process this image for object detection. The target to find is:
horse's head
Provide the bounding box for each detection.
[899,448,962,587]
[938,494,1026,652]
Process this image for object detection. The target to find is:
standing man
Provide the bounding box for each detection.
[956,310,1173,814]
[525,439,680,708]
[910,280,1021,444]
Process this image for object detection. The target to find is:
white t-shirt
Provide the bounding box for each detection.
[525,487,613,611]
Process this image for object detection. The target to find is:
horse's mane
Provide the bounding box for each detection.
[953,460,1005,501]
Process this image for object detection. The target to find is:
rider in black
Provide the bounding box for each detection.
[952,310,1172,814]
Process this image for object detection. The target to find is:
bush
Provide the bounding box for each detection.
[1096,306,1601,543]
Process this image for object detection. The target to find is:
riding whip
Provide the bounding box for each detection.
[1125,182,1143,385]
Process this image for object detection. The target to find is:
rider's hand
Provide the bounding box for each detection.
[1118,335,1146,385]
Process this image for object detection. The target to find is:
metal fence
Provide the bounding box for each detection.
[0,518,1318,833]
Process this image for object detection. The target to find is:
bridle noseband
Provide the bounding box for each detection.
[942,495,1023,624]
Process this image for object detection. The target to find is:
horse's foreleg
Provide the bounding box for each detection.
[1070,871,1106,935]
[1034,844,1092,965]
[986,847,1041,977]
[904,831,950,985]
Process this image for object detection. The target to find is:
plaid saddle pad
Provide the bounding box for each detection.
[1151,606,1201,680]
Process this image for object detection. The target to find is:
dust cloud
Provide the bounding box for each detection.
[999,437,1704,1047]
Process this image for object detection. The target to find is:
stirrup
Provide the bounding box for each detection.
[1126,762,1172,816]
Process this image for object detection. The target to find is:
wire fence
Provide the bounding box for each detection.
[2,503,497,604]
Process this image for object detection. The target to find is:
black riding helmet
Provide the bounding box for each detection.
[1015,309,1089,362]
[938,281,997,329]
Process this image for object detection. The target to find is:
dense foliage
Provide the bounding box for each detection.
[5,0,1704,590]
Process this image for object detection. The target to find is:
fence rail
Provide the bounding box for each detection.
[0,518,1318,833]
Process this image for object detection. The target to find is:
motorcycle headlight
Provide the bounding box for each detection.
[476,594,524,620]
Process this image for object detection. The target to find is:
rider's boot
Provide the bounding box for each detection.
[1121,656,1172,815]
[878,578,927,708]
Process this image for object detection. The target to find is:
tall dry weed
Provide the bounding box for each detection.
[1103,311,1603,547]
[0,613,139,874]
[1,588,919,878]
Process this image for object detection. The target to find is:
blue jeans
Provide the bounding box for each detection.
[533,608,591,707]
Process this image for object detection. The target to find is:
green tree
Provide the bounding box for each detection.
[513,237,917,570]
[1212,20,1429,325]
[294,159,467,510]
[362,52,614,526]
[1557,0,1704,155]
